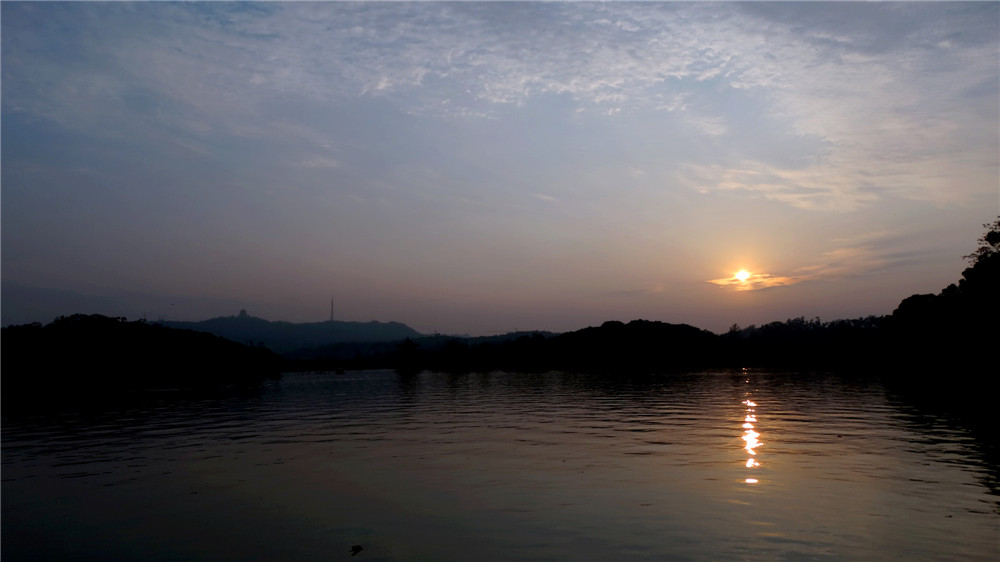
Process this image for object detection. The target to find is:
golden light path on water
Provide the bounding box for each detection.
[742,370,762,485]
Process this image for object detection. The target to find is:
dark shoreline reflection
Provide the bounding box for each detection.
[3,370,998,561]
[881,385,1000,504]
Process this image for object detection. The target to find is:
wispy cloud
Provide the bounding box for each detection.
[604,283,668,298]
[299,156,340,169]
[531,193,558,204]
[685,162,883,212]
[677,4,999,211]
[6,4,995,206]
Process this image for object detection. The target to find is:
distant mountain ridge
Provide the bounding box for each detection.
[159,311,423,353]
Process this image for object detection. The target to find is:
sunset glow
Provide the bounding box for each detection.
[1,1,997,552]
[708,270,799,292]
[2,2,997,336]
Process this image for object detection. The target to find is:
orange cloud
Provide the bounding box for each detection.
[708,272,798,291]
[708,244,892,291]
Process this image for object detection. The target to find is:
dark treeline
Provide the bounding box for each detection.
[3,219,997,411]
[2,314,282,412]
[311,315,895,374]
[295,219,999,393]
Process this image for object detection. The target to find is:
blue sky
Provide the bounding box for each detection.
[3,2,998,335]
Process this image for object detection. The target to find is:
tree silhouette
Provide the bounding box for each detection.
[963,217,1000,267]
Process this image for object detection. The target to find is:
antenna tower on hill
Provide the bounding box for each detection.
[329,297,335,322]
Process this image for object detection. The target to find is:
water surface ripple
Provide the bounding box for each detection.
[3,370,997,561]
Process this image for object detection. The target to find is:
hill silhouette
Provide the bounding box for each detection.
[2,314,283,412]
[159,310,423,353]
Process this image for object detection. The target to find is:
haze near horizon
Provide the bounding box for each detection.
[3,2,998,336]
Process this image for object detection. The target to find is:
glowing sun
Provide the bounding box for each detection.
[735,270,751,282]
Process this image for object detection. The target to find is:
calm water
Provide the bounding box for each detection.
[3,370,998,561]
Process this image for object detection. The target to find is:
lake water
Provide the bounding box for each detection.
[3,370,998,561]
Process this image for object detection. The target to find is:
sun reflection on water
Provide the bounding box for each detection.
[743,429,761,455]
[742,375,762,485]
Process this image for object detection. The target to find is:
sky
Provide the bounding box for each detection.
[2,1,998,336]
